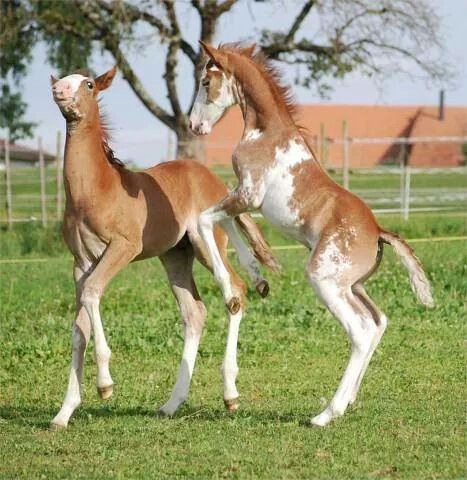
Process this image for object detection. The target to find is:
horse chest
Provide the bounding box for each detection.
[65,216,108,268]
[259,139,313,241]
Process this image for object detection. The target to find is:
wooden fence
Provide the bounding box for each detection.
[1,130,466,226]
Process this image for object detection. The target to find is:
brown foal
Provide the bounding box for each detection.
[49,66,279,429]
[189,43,434,427]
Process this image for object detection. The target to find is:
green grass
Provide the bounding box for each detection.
[1,166,466,222]
[0,219,465,478]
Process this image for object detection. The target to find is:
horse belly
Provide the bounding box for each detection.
[260,180,304,243]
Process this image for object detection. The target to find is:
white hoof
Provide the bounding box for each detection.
[50,418,68,431]
[311,409,333,427]
[158,399,183,417]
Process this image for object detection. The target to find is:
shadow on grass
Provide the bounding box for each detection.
[0,402,318,430]
[0,403,153,430]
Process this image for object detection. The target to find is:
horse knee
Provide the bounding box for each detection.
[80,284,101,310]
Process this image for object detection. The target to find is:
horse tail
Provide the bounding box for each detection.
[235,214,281,273]
[379,230,434,308]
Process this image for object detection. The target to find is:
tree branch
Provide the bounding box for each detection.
[263,39,335,60]
[217,0,239,15]
[76,0,176,129]
[162,0,182,120]
[284,0,315,45]
[94,0,197,63]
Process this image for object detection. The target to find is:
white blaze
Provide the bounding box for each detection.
[57,74,87,96]
[190,68,235,134]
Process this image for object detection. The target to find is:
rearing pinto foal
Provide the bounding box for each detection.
[190,43,434,427]
[49,66,279,429]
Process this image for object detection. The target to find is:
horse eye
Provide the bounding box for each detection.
[86,81,93,90]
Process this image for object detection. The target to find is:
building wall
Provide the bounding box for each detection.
[203,105,467,168]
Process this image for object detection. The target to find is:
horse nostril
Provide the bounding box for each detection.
[189,120,193,131]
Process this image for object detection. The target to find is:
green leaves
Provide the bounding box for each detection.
[0,84,37,142]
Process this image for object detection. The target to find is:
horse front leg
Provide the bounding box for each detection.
[197,190,252,314]
[80,239,140,401]
[51,263,91,429]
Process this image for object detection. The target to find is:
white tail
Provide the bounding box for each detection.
[380,230,434,308]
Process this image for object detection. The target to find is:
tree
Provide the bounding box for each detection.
[0,0,449,157]
[0,0,37,142]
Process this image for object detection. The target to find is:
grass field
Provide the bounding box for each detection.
[0,215,465,479]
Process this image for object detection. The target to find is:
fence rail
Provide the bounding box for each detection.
[1,131,466,226]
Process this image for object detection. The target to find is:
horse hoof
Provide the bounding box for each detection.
[256,280,269,298]
[97,384,114,400]
[156,408,171,418]
[226,297,241,315]
[311,409,333,427]
[157,404,176,417]
[224,397,240,412]
[49,421,67,431]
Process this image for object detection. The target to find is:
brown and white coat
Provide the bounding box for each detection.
[190,43,434,427]
[49,66,278,429]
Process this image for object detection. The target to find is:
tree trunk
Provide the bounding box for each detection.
[176,129,206,163]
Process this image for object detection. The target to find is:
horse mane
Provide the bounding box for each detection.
[219,42,299,122]
[98,100,125,168]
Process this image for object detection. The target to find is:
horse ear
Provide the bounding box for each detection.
[50,75,58,86]
[199,41,227,70]
[95,66,117,91]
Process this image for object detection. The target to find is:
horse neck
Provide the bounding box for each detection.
[237,80,326,175]
[237,79,291,134]
[63,111,116,204]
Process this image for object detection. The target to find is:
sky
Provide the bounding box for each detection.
[5,0,467,167]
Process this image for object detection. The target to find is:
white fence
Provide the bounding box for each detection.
[1,132,465,227]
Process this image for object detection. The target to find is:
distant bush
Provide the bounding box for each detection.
[0,223,66,257]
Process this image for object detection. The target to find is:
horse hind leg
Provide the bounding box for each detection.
[308,273,380,427]
[158,244,206,416]
[348,283,387,405]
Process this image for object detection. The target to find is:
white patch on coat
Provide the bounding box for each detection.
[260,138,311,241]
[315,234,352,279]
[241,170,265,208]
[243,129,262,142]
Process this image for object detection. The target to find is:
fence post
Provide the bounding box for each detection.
[399,143,406,218]
[342,120,349,190]
[38,137,47,227]
[55,131,62,221]
[403,164,411,221]
[319,123,325,167]
[4,131,13,230]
